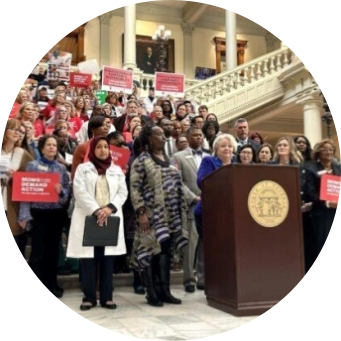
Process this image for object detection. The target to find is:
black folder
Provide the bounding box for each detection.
[83,215,120,247]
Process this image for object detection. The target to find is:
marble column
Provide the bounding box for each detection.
[99,13,111,67]
[181,22,195,78]
[300,97,323,147]
[225,10,237,71]
[123,4,137,69]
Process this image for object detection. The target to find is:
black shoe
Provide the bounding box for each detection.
[185,285,195,293]
[101,302,117,310]
[80,298,96,311]
[134,285,146,295]
[133,270,145,295]
[52,289,63,298]
[146,295,163,307]
[196,284,205,290]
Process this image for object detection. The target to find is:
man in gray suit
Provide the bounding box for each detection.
[172,127,209,293]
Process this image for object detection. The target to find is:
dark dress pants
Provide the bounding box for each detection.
[14,233,28,258]
[311,209,335,264]
[29,208,65,293]
[81,247,115,305]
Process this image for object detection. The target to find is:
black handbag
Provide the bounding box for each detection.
[83,215,120,247]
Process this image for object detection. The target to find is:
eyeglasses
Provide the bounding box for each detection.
[240,151,253,155]
[320,148,334,153]
[7,128,21,134]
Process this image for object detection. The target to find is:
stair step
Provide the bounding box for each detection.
[21,258,185,289]
[58,271,184,290]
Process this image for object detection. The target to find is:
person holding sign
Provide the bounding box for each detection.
[304,139,340,265]
[1,119,34,256]
[66,136,128,310]
[17,135,71,298]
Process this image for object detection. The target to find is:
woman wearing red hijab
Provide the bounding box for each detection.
[67,136,128,311]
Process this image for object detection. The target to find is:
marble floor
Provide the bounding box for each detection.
[60,285,258,340]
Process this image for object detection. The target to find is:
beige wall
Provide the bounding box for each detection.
[84,17,100,62]
[192,28,267,72]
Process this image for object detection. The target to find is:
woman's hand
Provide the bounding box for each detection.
[55,184,63,194]
[138,213,150,233]
[301,202,312,213]
[96,207,113,227]
[329,201,338,209]
[6,169,14,179]
[18,220,27,229]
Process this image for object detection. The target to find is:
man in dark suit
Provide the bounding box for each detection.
[172,127,209,293]
[234,117,260,154]
[142,47,157,74]
[160,118,177,158]
[114,99,151,133]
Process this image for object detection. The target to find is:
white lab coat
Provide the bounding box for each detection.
[66,162,128,258]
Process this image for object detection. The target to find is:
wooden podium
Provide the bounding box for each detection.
[201,164,305,316]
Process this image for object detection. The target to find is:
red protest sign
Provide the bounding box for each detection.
[69,72,92,88]
[83,141,130,171]
[12,172,59,202]
[110,145,130,170]
[320,174,340,202]
[155,72,185,97]
[102,67,133,93]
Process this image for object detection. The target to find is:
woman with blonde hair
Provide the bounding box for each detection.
[42,91,66,120]
[10,90,31,119]
[272,136,303,165]
[66,100,82,133]
[180,118,190,133]
[16,102,35,123]
[15,89,31,104]
[1,119,34,255]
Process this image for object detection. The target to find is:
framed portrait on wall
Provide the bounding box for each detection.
[122,34,175,74]
[195,67,216,80]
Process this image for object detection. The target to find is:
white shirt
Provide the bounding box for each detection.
[191,149,203,168]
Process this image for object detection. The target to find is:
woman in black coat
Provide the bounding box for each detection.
[304,139,340,266]
[272,136,316,272]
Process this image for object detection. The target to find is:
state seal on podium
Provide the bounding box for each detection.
[248,180,289,228]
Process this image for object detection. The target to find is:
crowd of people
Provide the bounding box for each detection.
[1,74,340,310]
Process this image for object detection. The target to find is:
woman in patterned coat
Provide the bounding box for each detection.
[130,124,189,307]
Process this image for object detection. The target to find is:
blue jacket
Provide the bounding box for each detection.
[194,156,230,216]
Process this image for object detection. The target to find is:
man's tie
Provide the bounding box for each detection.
[192,149,203,156]
[166,139,172,157]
